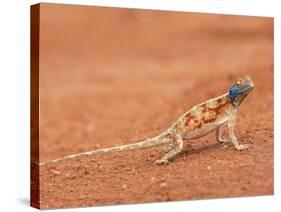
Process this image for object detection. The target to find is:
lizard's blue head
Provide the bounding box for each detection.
[229,76,254,107]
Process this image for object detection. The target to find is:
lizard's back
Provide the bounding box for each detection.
[171,93,235,140]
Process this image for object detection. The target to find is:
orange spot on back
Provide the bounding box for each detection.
[217,98,222,104]
[202,117,216,124]
[201,98,231,115]
[201,103,208,113]
[195,122,202,129]
[184,113,196,127]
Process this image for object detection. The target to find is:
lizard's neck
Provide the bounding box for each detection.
[197,93,235,118]
[220,93,236,112]
[225,92,239,108]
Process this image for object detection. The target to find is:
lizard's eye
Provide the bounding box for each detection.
[236,81,241,87]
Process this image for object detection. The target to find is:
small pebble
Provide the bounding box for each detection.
[207,166,212,170]
[51,170,61,175]
[160,182,167,188]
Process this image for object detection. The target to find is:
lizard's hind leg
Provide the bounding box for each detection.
[155,134,183,165]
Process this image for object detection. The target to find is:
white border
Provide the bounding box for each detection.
[0,0,279,211]
[30,0,277,17]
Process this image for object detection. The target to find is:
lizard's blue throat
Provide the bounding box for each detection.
[229,85,252,107]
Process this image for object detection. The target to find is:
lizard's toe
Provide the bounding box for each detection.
[154,159,169,166]
[236,144,249,151]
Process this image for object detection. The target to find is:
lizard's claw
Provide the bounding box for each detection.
[154,159,169,166]
[235,144,249,151]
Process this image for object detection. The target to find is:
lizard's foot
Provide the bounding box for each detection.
[217,138,231,144]
[154,159,169,166]
[235,144,249,151]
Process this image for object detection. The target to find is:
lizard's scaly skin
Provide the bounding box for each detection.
[36,76,254,166]
[169,93,233,139]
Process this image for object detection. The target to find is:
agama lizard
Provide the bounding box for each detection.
[38,76,254,166]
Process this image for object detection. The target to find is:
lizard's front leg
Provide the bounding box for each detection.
[155,134,183,165]
[216,125,230,144]
[228,114,249,151]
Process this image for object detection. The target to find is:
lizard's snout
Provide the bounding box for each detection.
[243,76,254,90]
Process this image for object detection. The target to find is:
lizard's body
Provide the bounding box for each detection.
[170,93,233,140]
[38,76,254,166]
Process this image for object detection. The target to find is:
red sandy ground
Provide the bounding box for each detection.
[37,4,273,209]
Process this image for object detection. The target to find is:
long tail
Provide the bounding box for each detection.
[35,133,170,166]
